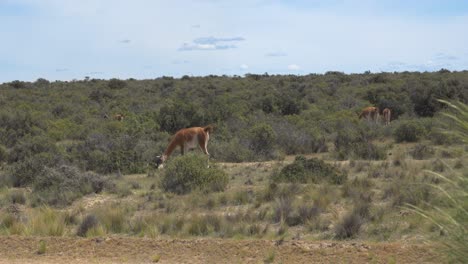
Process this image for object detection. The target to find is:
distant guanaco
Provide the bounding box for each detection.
[155,125,214,168]
[382,108,391,126]
[103,113,124,121]
[359,106,380,123]
[114,114,125,121]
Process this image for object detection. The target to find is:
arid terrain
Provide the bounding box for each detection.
[0,236,439,264]
[1,148,461,264]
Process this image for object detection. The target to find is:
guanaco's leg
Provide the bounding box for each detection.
[180,145,185,155]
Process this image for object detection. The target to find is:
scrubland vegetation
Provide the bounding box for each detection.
[0,70,467,262]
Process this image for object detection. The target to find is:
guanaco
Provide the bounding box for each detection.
[114,114,125,121]
[155,125,213,168]
[382,108,391,125]
[359,106,380,123]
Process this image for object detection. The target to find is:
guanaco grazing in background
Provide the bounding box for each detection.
[359,106,380,123]
[113,114,125,121]
[103,113,124,121]
[155,125,213,168]
[382,108,391,125]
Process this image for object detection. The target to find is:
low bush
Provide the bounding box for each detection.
[210,138,253,162]
[32,165,111,207]
[7,190,26,204]
[8,153,60,187]
[77,215,99,237]
[161,154,228,194]
[333,123,386,160]
[271,156,347,184]
[393,120,425,142]
[247,122,277,159]
[272,197,293,223]
[334,210,363,239]
[409,143,435,160]
[383,178,432,207]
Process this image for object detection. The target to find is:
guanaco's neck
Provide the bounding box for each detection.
[162,138,179,160]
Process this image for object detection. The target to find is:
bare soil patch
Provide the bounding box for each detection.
[0,236,440,264]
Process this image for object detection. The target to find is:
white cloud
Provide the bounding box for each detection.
[266,51,287,57]
[178,43,237,51]
[240,64,248,70]
[194,36,245,44]
[179,36,244,51]
[287,64,300,70]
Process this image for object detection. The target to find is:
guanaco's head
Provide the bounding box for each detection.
[155,155,166,169]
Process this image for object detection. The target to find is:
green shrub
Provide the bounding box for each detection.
[272,197,293,223]
[0,145,7,162]
[32,165,110,207]
[37,240,47,255]
[409,143,435,160]
[8,153,56,187]
[334,207,365,239]
[210,138,253,162]
[108,78,127,89]
[77,215,99,237]
[393,120,425,142]
[7,190,26,204]
[248,123,277,157]
[383,178,432,207]
[271,156,347,184]
[8,135,58,163]
[161,154,228,194]
[272,120,327,154]
[333,122,386,160]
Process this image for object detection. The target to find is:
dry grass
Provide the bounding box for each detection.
[0,140,465,250]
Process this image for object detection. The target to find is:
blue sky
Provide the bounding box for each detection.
[1,0,468,82]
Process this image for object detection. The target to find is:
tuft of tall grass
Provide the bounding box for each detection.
[406,100,468,263]
[95,206,130,234]
[24,206,66,236]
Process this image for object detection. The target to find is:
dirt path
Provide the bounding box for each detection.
[0,236,440,264]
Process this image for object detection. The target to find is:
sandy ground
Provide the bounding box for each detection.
[0,236,440,264]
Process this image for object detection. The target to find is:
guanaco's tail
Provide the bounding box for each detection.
[203,125,214,133]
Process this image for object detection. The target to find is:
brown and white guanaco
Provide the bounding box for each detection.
[155,125,213,168]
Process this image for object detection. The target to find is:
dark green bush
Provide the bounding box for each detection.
[409,143,435,160]
[0,145,7,162]
[383,178,432,207]
[7,190,26,204]
[161,154,228,194]
[272,156,347,184]
[77,214,99,237]
[248,123,277,156]
[393,120,425,142]
[9,153,59,187]
[210,138,253,162]
[333,122,386,160]
[108,78,127,89]
[272,120,327,154]
[32,165,111,207]
[334,210,364,239]
[158,101,203,133]
[8,135,57,163]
